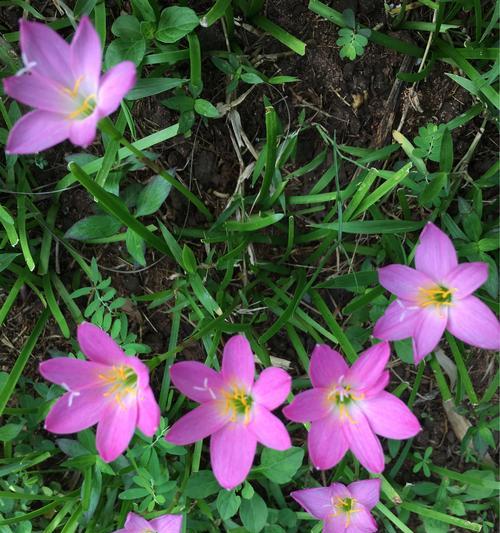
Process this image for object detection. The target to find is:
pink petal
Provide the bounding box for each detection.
[170,361,224,403]
[310,344,349,388]
[137,386,160,437]
[348,479,381,510]
[415,222,458,281]
[6,110,70,154]
[150,514,183,533]
[96,396,137,462]
[365,370,390,399]
[378,265,433,301]
[124,512,151,530]
[122,356,150,390]
[77,322,127,365]
[44,387,107,434]
[252,367,291,410]
[210,422,257,489]
[69,112,99,148]
[361,391,421,439]
[373,299,422,341]
[283,389,329,422]
[221,335,255,391]
[291,487,334,520]
[19,19,72,87]
[324,517,346,533]
[444,262,489,300]
[309,415,348,470]
[248,404,291,450]
[39,358,107,391]
[97,61,136,117]
[71,16,102,94]
[343,407,385,473]
[348,506,378,532]
[447,296,500,351]
[346,342,390,392]
[165,402,228,445]
[412,308,447,363]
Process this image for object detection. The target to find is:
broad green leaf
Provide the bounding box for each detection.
[258,447,304,484]
[0,253,20,273]
[111,15,142,40]
[156,7,199,43]
[65,215,122,241]
[0,423,23,441]
[125,228,146,266]
[185,470,219,499]
[105,37,146,67]
[126,78,186,100]
[136,175,172,216]
[216,490,241,520]
[194,98,220,118]
[239,492,268,533]
[118,487,150,500]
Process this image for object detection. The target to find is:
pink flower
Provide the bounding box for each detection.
[113,512,182,533]
[165,335,292,489]
[39,322,160,462]
[374,222,500,363]
[283,342,420,473]
[4,16,136,153]
[292,478,380,533]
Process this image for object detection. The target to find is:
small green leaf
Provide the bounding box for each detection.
[156,7,199,43]
[0,423,23,441]
[239,492,268,533]
[119,487,150,500]
[136,175,172,217]
[259,447,304,484]
[65,215,122,241]
[194,98,220,118]
[105,37,146,67]
[125,229,146,266]
[216,490,241,520]
[185,470,220,499]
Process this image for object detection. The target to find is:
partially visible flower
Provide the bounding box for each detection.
[165,335,292,489]
[374,222,500,363]
[292,478,380,533]
[283,342,420,473]
[39,322,160,462]
[113,512,182,533]
[4,16,136,153]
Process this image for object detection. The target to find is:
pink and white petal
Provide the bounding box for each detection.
[170,361,224,402]
[97,61,136,117]
[96,396,138,462]
[39,358,107,391]
[290,487,334,520]
[69,112,99,148]
[373,299,422,341]
[343,408,385,473]
[378,265,433,301]
[221,335,255,391]
[77,322,127,365]
[447,296,500,351]
[415,222,458,281]
[361,391,421,439]
[248,404,291,450]
[137,386,160,437]
[444,262,489,300]
[165,402,228,445]
[20,19,72,87]
[44,387,107,434]
[71,16,102,94]
[252,367,291,410]
[150,514,183,533]
[348,506,378,532]
[210,423,257,489]
[124,512,151,530]
[309,415,349,470]
[324,516,346,533]
[346,342,390,392]
[310,344,349,388]
[348,479,381,510]
[283,389,330,423]
[412,308,447,363]
[123,356,150,390]
[6,111,70,154]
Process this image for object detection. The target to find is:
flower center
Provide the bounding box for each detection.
[331,496,360,527]
[62,76,97,120]
[98,365,138,409]
[327,378,364,424]
[223,387,253,424]
[418,285,455,309]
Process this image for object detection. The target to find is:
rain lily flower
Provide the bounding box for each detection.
[165,335,292,489]
[4,16,136,153]
[374,222,500,363]
[283,342,420,473]
[292,478,380,533]
[40,322,160,462]
[113,512,183,533]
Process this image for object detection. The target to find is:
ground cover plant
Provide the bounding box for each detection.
[0,1,499,532]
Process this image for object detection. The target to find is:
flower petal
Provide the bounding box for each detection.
[210,423,257,489]
[283,389,330,423]
[324,517,346,533]
[348,506,378,532]
[447,296,500,351]
[124,512,151,530]
[39,358,107,391]
[310,344,349,388]
[349,479,381,510]
[346,342,390,392]
[291,487,334,520]
[137,386,160,437]
[248,404,291,450]
[309,415,349,470]
[77,322,127,365]
[69,112,99,148]
[373,299,422,341]
[361,391,421,439]
[415,222,458,281]
[412,308,447,363]
[165,402,228,445]
[71,16,101,94]
[252,367,291,410]
[150,514,183,533]
[6,110,70,154]
[444,262,489,300]
[365,370,390,399]
[97,61,136,117]
[96,396,137,462]
[221,335,255,390]
[170,361,224,402]
[378,265,433,301]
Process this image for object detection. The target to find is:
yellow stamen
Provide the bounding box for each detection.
[222,386,253,424]
[63,76,84,98]
[98,365,137,409]
[329,496,361,526]
[418,286,456,309]
[67,94,96,120]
